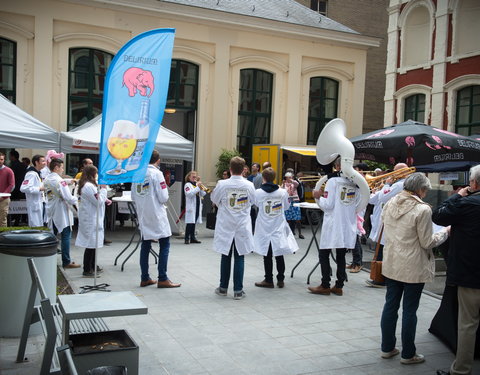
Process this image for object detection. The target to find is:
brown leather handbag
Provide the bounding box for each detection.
[370,226,385,283]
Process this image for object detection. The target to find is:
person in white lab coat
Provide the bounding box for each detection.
[44,158,80,269]
[132,150,181,288]
[184,170,206,244]
[41,150,64,180]
[309,158,361,296]
[211,156,255,300]
[20,154,46,227]
[75,165,110,277]
[253,167,298,289]
[365,162,408,287]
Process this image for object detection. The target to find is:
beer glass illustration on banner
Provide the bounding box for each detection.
[106,120,137,175]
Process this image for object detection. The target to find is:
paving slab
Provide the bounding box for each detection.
[1,221,479,375]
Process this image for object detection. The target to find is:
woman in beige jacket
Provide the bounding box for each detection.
[379,172,449,365]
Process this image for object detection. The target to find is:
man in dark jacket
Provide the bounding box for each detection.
[433,164,480,375]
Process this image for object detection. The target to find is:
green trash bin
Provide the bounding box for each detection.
[0,230,58,337]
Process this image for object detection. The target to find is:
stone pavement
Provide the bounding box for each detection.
[1,222,479,375]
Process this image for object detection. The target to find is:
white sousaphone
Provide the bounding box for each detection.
[314,118,370,213]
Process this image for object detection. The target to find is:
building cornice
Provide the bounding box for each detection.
[0,21,34,39]
[53,32,123,48]
[230,56,288,72]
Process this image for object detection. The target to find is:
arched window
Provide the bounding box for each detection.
[165,60,199,141]
[404,94,425,122]
[456,85,480,136]
[454,0,480,56]
[68,48,113,130]
[167,59,198,110]
[67,48,112,175]
[0,37,16,103]
[307,77,338,145]
[237,69,273,163]
[402,5,430,67]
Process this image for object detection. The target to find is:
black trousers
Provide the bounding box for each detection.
[263,244,285,283]
[185,223,198,241]
[319,248,347,288]
[83,248,96,273]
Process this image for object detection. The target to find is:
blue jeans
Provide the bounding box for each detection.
[54,225,72,267]
[140,237,170,282]
[381,278,424,359]
[219,242,244,292]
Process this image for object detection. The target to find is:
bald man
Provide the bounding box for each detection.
[366,163,410,288]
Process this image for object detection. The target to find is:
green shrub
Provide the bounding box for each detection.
[215,148,241,179]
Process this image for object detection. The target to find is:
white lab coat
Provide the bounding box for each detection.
[40,166,50,180]
[75,182,107,249]
[210,175,255,255]
[20,168,44,227]
[253,186,298,256]
[317,176,361,250]
[132,165,171,240]
[184,182,206,224]
[44,172,78,233]
[368,179,405,245]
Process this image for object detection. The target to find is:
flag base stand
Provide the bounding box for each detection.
[79,283,111,294]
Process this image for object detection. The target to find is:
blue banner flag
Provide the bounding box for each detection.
[98,28,175,184]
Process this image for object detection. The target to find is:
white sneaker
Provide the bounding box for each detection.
[400,353,425,364]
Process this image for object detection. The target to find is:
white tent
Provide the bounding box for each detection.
[59,115,194,161]
[0,94,59,149]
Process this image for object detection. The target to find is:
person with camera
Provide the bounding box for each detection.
[433,165,480,375]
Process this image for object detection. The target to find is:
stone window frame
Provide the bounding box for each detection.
[449,0,480,63]
[444,74,480,134]
[394,84,431,124]
[397,0,435,73]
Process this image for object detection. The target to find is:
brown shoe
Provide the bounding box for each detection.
[308,285,331,295]
[330,286,343,296]
[255,280,274,288]
[140,279,156,287]
[64,262,81,269]
[157,279,181,288]
[277,280,285,288]
[349,265,363,273]
[346,264,353,269]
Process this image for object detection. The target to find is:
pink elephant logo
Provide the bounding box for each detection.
[405,136,415,147]
[122,67,155,97]
[425,135,452,150]
[367,129,395,138]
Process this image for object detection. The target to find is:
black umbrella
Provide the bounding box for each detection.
[350,120,480,172]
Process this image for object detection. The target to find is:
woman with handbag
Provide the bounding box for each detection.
[380,172,449,365]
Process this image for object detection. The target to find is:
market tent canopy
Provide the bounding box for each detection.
[350,120,480,172]
[59,115,194,161]
[281,146,316,156]
[0,94,59,149]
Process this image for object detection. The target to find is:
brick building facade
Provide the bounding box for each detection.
[296,0,389,134]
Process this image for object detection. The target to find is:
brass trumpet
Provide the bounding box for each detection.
[298,175,322,182]
[365,167,416,191]
[197,182,211,194]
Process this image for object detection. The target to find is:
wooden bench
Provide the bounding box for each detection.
[16,257,109,375]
